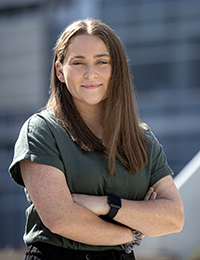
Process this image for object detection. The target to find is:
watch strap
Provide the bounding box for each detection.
[106,205,119,219]
[105,195,121,219]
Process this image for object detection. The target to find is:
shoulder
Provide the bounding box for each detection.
[28,110,55,129]
[139,122,165,159]
[20,110,60,136]
[140,123,174,181]
[139,122,156,144]
[14,110,61,156]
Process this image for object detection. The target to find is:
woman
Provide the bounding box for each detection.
[9,18,184,260]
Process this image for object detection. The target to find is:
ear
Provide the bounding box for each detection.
[55,60,65,82]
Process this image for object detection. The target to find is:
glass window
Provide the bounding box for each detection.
[132,63,170,90]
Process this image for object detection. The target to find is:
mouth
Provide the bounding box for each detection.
[81,84,102,89]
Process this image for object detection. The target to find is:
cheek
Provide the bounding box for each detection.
[108,69,112,81]
[101,66,112,82]
[106,69,112,84]
[64,69,78,87]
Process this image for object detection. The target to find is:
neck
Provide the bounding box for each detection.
[75,102,104,140]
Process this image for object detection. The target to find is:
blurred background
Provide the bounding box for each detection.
[0,0,200,259]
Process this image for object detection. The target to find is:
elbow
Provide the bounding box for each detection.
[43,221,57,235]
[158,204,185,236]
[45,216,76,238]
[41,216,65,236]
[172,204,185,233]
[174,212,185,233]
[171,219,184,234]
[47,222,60,235]
[46,219,66,236]
[40,203,76,237]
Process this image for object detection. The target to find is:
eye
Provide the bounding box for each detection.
[73,61,84,65]
[97,60,108,65]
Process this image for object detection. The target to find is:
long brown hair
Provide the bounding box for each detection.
[46,18,147,175]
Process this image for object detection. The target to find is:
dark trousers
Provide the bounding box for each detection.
[23,242,136,260]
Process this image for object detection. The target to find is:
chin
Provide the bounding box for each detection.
[85,98,105,106]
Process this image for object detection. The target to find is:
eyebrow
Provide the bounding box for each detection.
[95,54,110,58]
[71,54,110,59]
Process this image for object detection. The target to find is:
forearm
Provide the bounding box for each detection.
[110,177,184,236]
[114,198,183,237]
[49,201,134,246]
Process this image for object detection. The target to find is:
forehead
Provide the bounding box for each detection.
[66,34,109,57]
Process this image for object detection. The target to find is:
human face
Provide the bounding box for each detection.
[56,35,112,112]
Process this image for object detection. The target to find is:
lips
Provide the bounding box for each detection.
[81,84,102,89]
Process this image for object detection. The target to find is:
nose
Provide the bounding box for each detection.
[84,65,98,80]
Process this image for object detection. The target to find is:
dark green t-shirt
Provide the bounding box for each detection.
[9,110,173,251]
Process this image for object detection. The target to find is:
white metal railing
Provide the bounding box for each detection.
[174,150,200,189]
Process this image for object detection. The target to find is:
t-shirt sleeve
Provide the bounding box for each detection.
[9,114,65,187]
[145,128,174,187]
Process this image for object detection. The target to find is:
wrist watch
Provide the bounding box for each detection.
[105,194,121,219]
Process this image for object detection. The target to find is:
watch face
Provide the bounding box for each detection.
[109,195,121,208]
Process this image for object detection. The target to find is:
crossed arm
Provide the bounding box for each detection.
[72,175,184,237]
[20,160,184,246]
